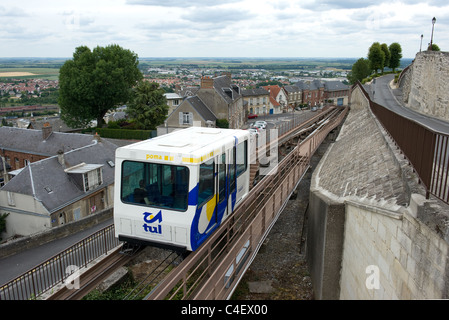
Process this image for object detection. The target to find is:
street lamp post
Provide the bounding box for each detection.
[430,17,436,50]
[420,34,423,52]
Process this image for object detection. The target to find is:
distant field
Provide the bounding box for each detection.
[0,67,60,80]
[0,58,64,80]
[139,57,358,71]
[0,72,37,77]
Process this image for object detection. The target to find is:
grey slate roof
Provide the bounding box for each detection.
[29,118,75,132]
[283,85,302,94]
[241,88,269,97]
[0,127,97,156]
[1,140,117,213]
[293,80,325,91]
[179,86,200,98]
[293,80,309,90]
[309,79,324,90]
[185,96,217,121]
[213,75,242,104]
[323,81,350,91]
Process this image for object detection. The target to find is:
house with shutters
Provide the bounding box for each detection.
[284,84,303,110]
[294,80,325,107]
[159,73,244,135]
[0,135,119,239]
[241,87,270,116]
[159,95,217,135]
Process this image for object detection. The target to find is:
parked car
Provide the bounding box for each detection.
[248,113,258,119]
[254,121,267,129]
[247,128,259,136]
[252,123,265,130]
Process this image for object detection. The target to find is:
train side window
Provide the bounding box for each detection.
[236,140,247,177]
[230,147,236,194]
[198,158,215,207]
[218,153,226,203]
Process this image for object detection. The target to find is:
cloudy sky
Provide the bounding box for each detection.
[1,0,447,59]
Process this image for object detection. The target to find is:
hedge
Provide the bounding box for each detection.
[90,128,157,140]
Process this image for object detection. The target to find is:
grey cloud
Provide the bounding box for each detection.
[126,0,239,7]
[181,7,254,23]
[0,6,29,17]
[300,0,383,10]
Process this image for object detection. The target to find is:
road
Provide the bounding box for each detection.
[367,74,449,134]
[246,109,316,129]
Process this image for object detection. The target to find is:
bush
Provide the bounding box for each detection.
[93,128,156,140]
[216,119,229,128]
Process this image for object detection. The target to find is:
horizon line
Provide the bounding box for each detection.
[0,56,416,60]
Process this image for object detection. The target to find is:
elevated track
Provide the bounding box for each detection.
[0,106,348,300]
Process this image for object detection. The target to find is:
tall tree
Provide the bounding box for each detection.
[58,44,143,128]
[347,58,371,84]
[380,43,391,73]
[126,81,169,130]
[388,42,403,72]
[368,42,385,75]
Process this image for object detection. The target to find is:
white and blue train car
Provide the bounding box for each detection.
[113,127,250,252]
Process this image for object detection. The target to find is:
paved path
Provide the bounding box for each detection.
[365,74,449,134]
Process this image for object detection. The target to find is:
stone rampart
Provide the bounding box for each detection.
[402,51,449,122]
[307,84,449,299]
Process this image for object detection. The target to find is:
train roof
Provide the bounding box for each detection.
[115,127,249,165]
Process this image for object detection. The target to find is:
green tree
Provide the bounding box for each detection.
[126,81,169,130]
[380,43,391,73]
[347,58,371,84]
[58,44,143,128]
[368,42,385,75]
[388,42,403,72]
[430,43,440,51]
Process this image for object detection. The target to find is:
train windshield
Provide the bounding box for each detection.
[121,161,189,211]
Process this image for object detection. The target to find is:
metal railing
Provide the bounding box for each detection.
[0,106,342,301]
[354,82,449,203]
[0,224,120,300]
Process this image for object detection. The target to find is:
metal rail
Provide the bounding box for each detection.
[146,106,348,300]
[0,224,120,300]
[46,246,137,300]
[0,106,346,300]
[354,82,449,203]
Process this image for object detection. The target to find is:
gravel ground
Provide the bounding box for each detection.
[231,136,333,300]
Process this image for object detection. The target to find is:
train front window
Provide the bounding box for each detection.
[121,161,189,211]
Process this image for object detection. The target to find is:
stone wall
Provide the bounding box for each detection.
[308,84,449,299]
[341,198,449,299]
[0,207,113,259]
[402,51,449,121]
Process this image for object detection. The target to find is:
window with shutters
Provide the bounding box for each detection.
[83,168,103,192]
[179,112,193,125]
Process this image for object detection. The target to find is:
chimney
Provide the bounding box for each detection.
[42,122,52,140]
[222,71,232,80]
[57,149,65,169]
[201,76,214,89]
